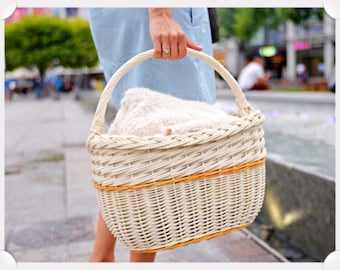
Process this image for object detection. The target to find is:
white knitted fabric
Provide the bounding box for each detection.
[108,87,238,136]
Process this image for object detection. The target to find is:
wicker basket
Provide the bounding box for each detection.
[86,49,266,253]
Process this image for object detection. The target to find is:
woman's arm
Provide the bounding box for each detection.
[148,8,202,60]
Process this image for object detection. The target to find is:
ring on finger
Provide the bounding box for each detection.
[162,48,170,54]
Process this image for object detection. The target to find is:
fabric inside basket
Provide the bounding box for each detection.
[108,87,239,136]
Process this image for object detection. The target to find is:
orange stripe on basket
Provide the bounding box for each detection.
[94,157,266,192]
[131,223,250,253]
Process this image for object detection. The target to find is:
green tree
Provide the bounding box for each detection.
[66,17,98,68]
[5,15,98,78]
[279,8,324,28]
[216,8,236,40]
[217,8,324,42]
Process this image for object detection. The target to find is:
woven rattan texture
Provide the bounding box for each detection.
[87,49,267,252]
[97,164,266,251]
[89,112,266,186]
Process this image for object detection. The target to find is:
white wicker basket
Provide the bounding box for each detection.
[86,49,266,252]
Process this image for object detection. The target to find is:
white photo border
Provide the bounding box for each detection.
[0,1,338,269]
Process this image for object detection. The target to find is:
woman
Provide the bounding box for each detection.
[88,7,216,262]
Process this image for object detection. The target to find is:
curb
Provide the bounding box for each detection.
[242,228,289,262]
[217,90,335,105]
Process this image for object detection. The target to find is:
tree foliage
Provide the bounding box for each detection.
[5,15,98,77]
[215,8,236,40]
[280,8,324,27]
[216,8,324,42]
[67,18,98,68]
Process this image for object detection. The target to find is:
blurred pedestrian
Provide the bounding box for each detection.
[328,64,335,93]
[88,7,215,263]
[54,75,63,100]
[296,63,309,85]
[32,74,43,100]
[237,54,272,91]
[73,75,82,100]
[5,79,16,101]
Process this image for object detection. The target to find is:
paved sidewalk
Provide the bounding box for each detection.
[3,92,286,263]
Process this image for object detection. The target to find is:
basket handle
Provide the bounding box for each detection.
[89,48,253,135]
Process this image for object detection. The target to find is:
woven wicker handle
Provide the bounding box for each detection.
[89,48,253,135]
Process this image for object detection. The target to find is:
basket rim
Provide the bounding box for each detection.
[87,109,265,150]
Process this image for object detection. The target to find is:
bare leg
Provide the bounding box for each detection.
[90,212,116,262]
[130,251,157,262]
[90,212,157,262]
[251,78,270,90]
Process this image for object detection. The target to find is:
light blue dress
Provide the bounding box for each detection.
[89,8,216,109]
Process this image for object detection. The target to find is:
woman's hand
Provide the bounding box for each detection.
[149,8,202,60]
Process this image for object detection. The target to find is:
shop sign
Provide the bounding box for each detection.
[293,41,311,50]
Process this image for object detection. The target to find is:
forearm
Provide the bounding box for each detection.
[148,8,172,18]
[264,72,272,80]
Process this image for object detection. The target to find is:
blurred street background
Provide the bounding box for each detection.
[3,7,336,263]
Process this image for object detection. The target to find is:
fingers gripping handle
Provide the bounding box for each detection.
[89,48,253,135]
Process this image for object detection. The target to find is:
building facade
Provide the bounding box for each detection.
[219,10,335,84]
